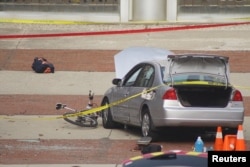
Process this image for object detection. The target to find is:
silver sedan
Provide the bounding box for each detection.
[101,53,245,138]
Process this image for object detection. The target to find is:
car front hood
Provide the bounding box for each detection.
[114,46,174,78]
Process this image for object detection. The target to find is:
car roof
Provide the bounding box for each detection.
[122,150,208,167]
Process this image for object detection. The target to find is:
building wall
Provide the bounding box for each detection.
[177,0,250,22]
[0,0,249,22]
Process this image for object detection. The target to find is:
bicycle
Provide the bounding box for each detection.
[55,90,99,127]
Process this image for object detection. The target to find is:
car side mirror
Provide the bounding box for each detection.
[55,103,66,110]
[112,78,122,86]
[56,103,63,110]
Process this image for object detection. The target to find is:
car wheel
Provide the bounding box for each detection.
[223,127,238,137]
[141,109,154,137]
[101,98,116,129]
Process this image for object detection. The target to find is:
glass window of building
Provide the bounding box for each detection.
[0,0,120,13]
[178,0,250,20]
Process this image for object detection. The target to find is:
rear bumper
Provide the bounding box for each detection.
[152,107,244,128]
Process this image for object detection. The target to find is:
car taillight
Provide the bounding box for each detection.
[232,90,243,101]
[162,88,177,100]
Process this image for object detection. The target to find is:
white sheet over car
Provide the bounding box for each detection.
[114,46,174,78]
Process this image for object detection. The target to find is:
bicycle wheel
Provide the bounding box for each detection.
[63,111,98,127]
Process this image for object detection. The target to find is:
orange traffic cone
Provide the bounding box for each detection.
[235,125,246,151]
[223,135,237,151]
[214,126,223,151]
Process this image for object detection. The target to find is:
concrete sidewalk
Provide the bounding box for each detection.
[0,71,115,95]
[0,71,249,96]
[1,22,250,166]
[0,115,249,140]
[0,23,250,50]
[0,116,140,140]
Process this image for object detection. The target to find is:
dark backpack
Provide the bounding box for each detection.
[32,57,55,73]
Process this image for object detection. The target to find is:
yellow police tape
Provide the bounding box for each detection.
[0,82,249,121]
[0,84,163,121]
[235,85,250,90]
[56,82,250,120]
[1,16,250,25]
[0,18,99,25]
[55,84,163,119]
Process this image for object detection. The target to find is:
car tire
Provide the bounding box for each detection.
[141,109,154,138]
[223,127,238,137]
[101,98,117,129]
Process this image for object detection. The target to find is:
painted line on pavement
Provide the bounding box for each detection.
[0,22,250,39]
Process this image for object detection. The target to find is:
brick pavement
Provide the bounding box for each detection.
[0,94,249,116]
[0,49,250,116]
[0,49,250,164]
[1,50,250,72]
[0,138,215,164]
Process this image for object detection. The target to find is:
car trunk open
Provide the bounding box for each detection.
[174,85,232,107]
[164,55,232,107]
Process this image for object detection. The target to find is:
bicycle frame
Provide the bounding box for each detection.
[55,90,98,127]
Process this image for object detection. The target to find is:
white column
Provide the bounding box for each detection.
[120,0,130,22]
[132,0,166,21]
[167,0,177,22]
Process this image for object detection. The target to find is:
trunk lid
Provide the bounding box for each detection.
[163,54,230,86]
[161,54,233,108]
